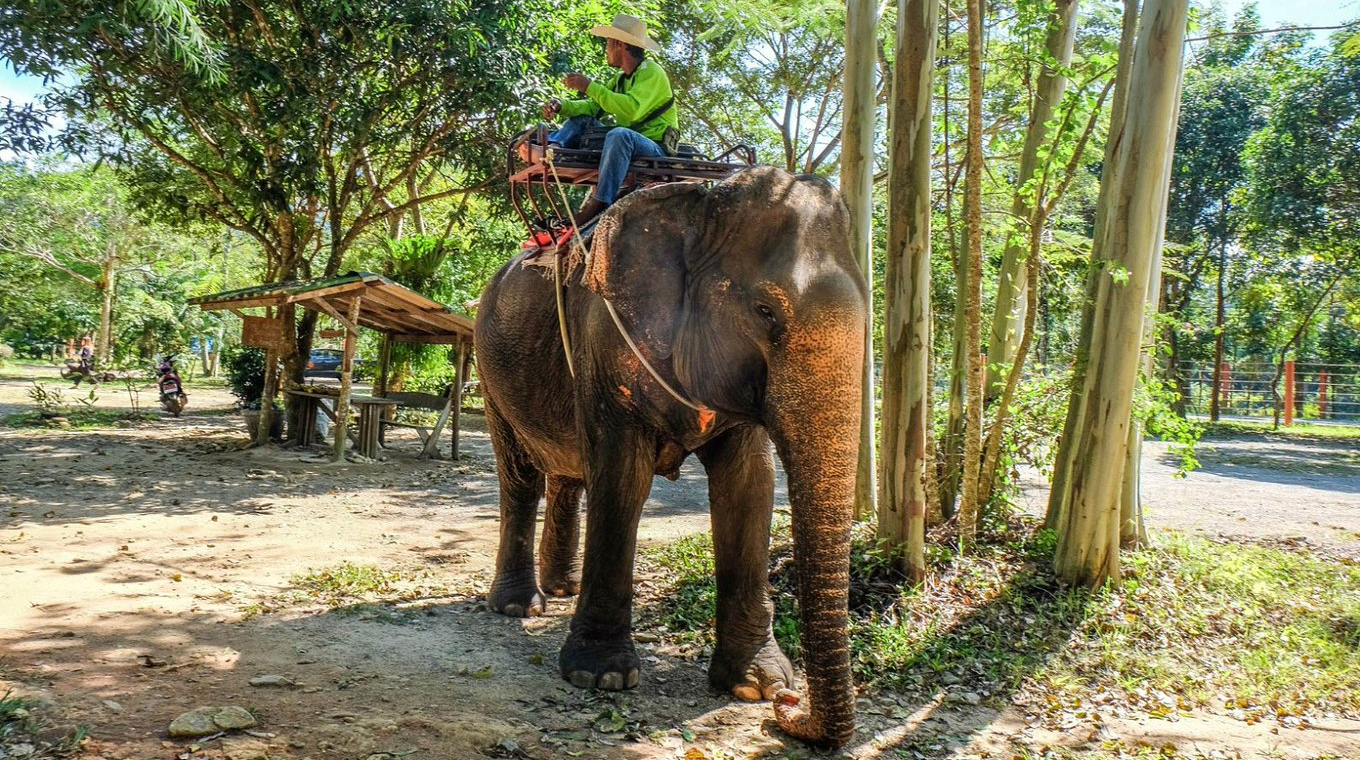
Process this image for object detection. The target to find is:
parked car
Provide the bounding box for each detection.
[304,348,344,379]
[304,348,371,380]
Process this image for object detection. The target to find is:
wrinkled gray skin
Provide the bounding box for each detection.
[473,167,866,747]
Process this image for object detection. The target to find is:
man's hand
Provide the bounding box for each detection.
[563,72,592,93]
[542,99,561,119]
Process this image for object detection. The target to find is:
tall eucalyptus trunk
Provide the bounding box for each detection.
[880,0,939,582]
[1047,0,1188,587]
[985,0,1080,401]
[843,0,880,521]
[939,4,965,518]
[1048,0,1139,529]
[958,0,987,553]
[1209,240,1226,420]
[1118,55,1183,549]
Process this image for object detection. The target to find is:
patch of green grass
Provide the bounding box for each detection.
[1093,532,1360,718]
[290,562,404,606]
[0,409,151,429]
[0,690,35,740]
[1202,419,1360,440]
[640,521,1360,722]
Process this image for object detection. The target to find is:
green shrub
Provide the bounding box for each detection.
[222,345,265,407]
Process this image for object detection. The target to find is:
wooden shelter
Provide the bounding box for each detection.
[190,272,475,462]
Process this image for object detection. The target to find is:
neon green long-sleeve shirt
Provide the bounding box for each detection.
[557,59,678,141]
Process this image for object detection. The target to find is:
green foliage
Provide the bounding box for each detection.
[291,562,403,607]
[26,381,64,415]
[1243,36,1360,264]
[989,371,1073,498]
[222,345,266,407]
[643,522,1360,718]
[0,161,220,360]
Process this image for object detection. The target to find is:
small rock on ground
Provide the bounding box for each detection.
[168,705,258,738]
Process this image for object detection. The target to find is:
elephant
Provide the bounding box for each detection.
[472,166,866,747]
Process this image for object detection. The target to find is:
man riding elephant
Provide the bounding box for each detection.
[476,167,866,748]
[531,14,679,238]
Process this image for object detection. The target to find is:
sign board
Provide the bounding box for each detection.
[319,328,345,339]
[241,316,288,351]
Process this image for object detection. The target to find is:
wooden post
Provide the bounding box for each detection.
[332,296,362,463]
[374,332,395,444]
[376,332,393,397]
[1283,359,1295,426]
[1319,370,1329,418]
[450,340,468,460]
[1219,361,1232,412]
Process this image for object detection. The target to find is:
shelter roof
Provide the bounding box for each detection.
[189,272,473,344]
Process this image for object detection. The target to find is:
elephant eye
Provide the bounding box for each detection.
[755,303,777,323]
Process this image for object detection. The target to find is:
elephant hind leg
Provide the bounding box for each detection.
[486,402,547,617]
[539,475,583,596]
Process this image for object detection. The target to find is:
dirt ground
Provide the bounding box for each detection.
[1,361,1357,760]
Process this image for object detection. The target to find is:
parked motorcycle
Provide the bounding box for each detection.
[157,353,189,416]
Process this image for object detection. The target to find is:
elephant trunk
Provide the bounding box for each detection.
[766,297,863,748]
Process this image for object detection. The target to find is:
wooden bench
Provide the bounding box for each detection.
[379,389,457,459]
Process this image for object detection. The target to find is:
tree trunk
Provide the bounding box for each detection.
[880,0,938,582]
[96,252,117,366]
[843,0,880,521]
[985,0,1080,401]
[332,296,361,463]
[1047,0,1187,587]
[254,345,279,448]
[1118,58,1182,550]
[981,217,1043,502]
[1047,0,1140,530]
[957,0,988,553]
[939,5,964,519]
[1210,240,1226,420]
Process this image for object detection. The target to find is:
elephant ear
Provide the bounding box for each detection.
[583,183,708,359]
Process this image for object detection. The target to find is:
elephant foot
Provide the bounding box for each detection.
[489,574,547,618]
[538,567,580,597]
[709,638,795,702]
[560,632,640,690]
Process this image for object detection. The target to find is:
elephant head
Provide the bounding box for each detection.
[585,166,866,747]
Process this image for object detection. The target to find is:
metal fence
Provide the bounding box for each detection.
[1177,362,1360,424]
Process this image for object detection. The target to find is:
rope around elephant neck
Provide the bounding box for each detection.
[544,150,577,379]
[545,149,715,432]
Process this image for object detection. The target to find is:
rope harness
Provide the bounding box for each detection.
[543,148,715,432]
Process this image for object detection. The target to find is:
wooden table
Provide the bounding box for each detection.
[286,390,397,459]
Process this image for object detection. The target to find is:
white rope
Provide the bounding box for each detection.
[544,149,578,378]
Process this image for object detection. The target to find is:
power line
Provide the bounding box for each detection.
[1185,21,1360,44]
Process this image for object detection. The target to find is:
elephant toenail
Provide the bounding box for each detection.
[503,603,524,617]
[599,672,624,690]
[569,670,596,688]
[732,684,762,702]
[762,682,786,701]
[626,668,639,688]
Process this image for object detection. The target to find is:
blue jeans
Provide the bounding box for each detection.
[549,115,665,204]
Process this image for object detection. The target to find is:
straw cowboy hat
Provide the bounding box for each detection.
[591,13,661,52]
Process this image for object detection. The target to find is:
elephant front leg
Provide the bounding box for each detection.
[560,426,654,691]
[698,426,795,702]
[539,475,583,596]
[486,405,548,617]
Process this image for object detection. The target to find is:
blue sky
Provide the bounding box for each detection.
[2,1,1358,108]
[1216,0,1359,29]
